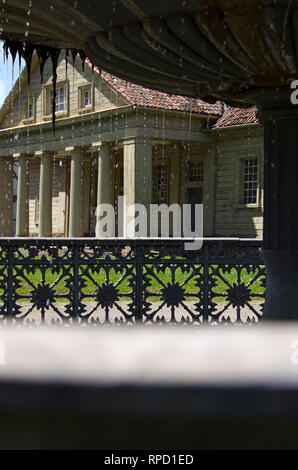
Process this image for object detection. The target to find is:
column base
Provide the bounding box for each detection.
[263,250,298,320]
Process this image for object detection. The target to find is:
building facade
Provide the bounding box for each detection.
[0,52,264,238]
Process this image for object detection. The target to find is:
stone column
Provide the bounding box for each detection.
[15,154,29,237]
[0,157,14,236]
[67,147,83,238]
[255,90,298,319]
[37,152,52,237]
[123,137,152,237]
[94,142,113,237]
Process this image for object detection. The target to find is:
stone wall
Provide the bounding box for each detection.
[0,157,13,236]
[213,125,264,238]
[0,52,128,130]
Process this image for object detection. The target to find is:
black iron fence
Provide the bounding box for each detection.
[0,238,265,325]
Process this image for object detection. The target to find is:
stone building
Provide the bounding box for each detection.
[0,52,264,238]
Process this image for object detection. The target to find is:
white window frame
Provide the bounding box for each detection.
[153,159,170,205]
[22,96,36,124]
[242,157,259,205]
[50,86,66,113]
[43,82,68,119]
[78,84,94,113]
[235,154,261,208]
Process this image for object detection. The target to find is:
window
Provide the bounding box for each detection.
[84,89,91,107]
[153,162,169,204]
[50,85,66,112]
[28,102,34,119]
[187,160,204,183]
[22,97,35,122]
[83,88,91,107]
[44,83,68,117]
[79,85,93,111]
[243,158,258,204]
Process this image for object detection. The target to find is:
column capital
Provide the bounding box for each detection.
[92,141,111,148]
[35,150,52,158]
[122,136,152,146]
[92,141,102,148]
[65,146,81,153]
[13,153,28,160]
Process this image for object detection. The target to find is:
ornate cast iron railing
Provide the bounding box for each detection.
[0,238,265,325]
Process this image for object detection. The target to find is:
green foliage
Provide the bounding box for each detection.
[0,263,265,304]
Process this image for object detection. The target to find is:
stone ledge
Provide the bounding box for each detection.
[0,325,297,449]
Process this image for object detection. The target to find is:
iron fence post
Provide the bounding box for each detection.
[135,241,143,322]
[7,245,13,320]
[203,243,209,323]
[72,244,80,323]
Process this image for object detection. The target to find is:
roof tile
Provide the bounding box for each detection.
[213,105,259,128]
[87,59,223,117]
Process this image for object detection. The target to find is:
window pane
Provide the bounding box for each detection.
[153,164,169,204]
[50,86,66,112]
[243,158,258,204]
[81,87,91,108]
[84,90,91,106]
[28,103,33,118]
[187,161,204,182]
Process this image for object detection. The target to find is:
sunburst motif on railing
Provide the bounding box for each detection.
[0,239,265,326]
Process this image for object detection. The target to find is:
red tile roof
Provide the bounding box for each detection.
[87,59,223,117]
[87,59,260,126]
[102,70,223,116]
[214,105,259,128]
[101,67,259,127]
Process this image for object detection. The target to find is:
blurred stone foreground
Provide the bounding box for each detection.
[0,325,297,449]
